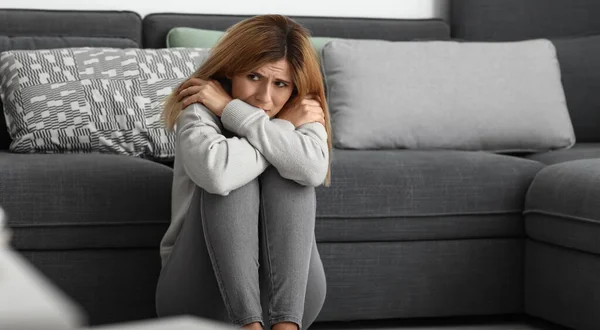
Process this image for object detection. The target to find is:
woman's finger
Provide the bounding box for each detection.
[182,94,202,109]
[177,86,203,102]
[177,78,206,93]
[305,104,324,115]
[302,98,320,107]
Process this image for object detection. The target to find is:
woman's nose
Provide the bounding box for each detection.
[255,82,272,103]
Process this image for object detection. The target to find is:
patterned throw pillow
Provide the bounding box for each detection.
[0,47,210,159]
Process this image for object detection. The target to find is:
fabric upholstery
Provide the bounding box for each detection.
[317,239,524,321]
[0,48,208,158]
[450,2,600,142]
[0,9,142,44]
[0,151,172,250]
[315,213,524,243]
[0,9,143,150]
[19,249,161,325]
[166,26,335,56]
[450,0,600,41]
[551,35,600,142]
[524,159,600,254]
[143,13,450,48]
[2,149,539,249]
[526,142,600,165]
[0,37,138,51]
[317,149,543,217]
[314,149,542,241]
[525,240,600,330]
[321,38,575,152]
[20,238,524,326]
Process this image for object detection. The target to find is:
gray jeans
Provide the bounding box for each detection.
[156,166,327,330]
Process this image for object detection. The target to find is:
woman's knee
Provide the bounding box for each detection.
[200,177,260,206]
[259,166,314,195]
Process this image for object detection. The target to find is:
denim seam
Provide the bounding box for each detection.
[200,189,237,323]
[270,315,303,330]
[231,315,264,327]
[260,182,277,317]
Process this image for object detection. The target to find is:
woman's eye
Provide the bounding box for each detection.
[248,74,260,81]
[275,82,288,88]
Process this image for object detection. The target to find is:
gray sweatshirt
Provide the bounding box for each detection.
[160,99,329,267]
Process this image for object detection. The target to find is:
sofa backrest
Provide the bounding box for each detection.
[0,10,450,151]
[450,0,600,143]
[450,0,600,41]
[0,9,143,150]
[142,13,450,49]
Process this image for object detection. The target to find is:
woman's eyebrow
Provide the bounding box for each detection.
[252,72,292,85]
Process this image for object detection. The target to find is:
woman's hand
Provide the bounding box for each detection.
[177,78,233,117]
[276,95,325,129]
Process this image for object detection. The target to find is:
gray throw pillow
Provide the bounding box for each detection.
[321,39,576,152]
[0,47,210,159]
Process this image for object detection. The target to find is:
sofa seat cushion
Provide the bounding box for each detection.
[314,149,543,242]
[526,142,600,165]
[0,152,172,250]
[524,159,600,254]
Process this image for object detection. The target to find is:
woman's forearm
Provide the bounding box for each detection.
[220,99,329,187]
[177,103,271,195]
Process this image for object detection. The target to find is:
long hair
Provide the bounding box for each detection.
[162,15,332,187]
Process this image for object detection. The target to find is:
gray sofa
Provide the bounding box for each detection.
[0,1,599,329]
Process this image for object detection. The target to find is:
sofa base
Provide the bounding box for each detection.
[317,238,524,321]
[19,238,524,326]
[526,239,600,330]
[20,248,161,326]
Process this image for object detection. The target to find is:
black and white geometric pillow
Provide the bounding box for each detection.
[0,47,210,159]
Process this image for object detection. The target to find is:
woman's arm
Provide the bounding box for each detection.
[220,99,329,187]
[177,103,270,196]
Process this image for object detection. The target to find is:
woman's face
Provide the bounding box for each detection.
[229,58,295,118]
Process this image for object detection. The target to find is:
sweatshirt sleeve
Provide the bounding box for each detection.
[220,99,329,187]
[176,103,270,196]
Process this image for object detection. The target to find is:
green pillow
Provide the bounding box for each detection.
[166,27,336,55]
[166,27,224,48]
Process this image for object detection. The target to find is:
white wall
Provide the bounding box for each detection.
[0,0,449,20]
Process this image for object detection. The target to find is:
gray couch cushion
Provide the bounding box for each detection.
[314,149,543,241]
[0,47,207,159]
[0,152,171,249]
[321,38,575,152]
[526,143,600,165]
[0,9,143,151]
[142,13,450,49]
[524,159,600,254]
[450,0,600,41]
[450,3,600,143]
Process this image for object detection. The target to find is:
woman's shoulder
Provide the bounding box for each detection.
[175,103,223,131]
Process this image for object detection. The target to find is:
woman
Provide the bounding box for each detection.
[156,15,333,330]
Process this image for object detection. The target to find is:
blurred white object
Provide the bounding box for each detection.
[0,208,9,248]
[0,206,86,330]
[86,316,237,330]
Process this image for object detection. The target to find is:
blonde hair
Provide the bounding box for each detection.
[162,15,332,187]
